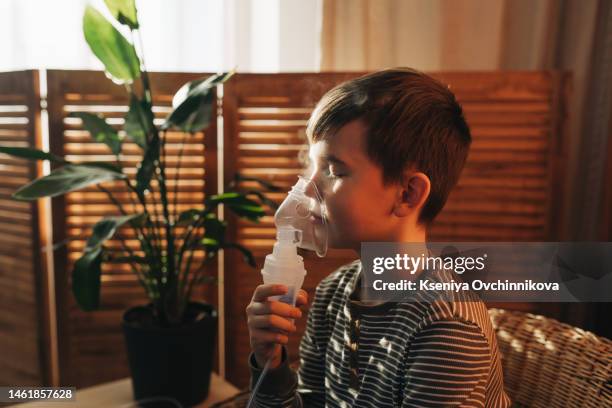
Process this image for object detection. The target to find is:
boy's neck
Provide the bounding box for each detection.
[351,225,428,305]
[352,224,427,254]
[396,223,427,243]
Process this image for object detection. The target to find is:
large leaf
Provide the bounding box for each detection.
[86,213,145,249]
[135,133,159,195]
[13,164,125,200]
[207,192,265,222]
[104,0,139,29]
[0,146,67,163]
[244,190,279,210]
[72,213,144,311]
[203,216,227,244]
[69,112,121,155]
[83,5,141,83]
[124,95,154,149]
[85,161,123,173]
[163,71,234,132]
[72,247,103,311]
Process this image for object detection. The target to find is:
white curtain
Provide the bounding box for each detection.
[320,0,608,242]
[0,0,322,73]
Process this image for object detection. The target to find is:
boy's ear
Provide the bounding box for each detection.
[393,171,431,218]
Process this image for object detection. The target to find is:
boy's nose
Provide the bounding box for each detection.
[302,172,325,202]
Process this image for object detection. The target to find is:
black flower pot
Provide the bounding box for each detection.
[122,302,218,407]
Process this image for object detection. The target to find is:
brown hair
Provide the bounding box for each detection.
[306,68,471,225]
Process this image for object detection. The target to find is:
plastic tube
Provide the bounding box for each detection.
[246,355,272,408]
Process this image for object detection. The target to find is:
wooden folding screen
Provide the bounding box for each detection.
[0,71,50,386]
[0,70,570,389]
[222,71,569,387]
[45,70,217,387]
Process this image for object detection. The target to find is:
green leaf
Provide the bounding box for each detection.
[206,192,241,204]
[203,216,227,244]
[104,0,139,29]
[207,193,265,222]
[244,190,279,210]
[124,95,154,149]
[72,212,144,311]
[135,133,159,195]
[201,237,220,250]
[0,145,67,163]
[69,112,121,155]
[85,161,124,173]
[163,71,234,132]
[176,208,204,226]
[86,213,145,249]
[226,202,265,222]
[13,164,125,200]
[72,247,103,311]
[223,242,256,268]
[83,5,141,83]
[206,191,243,204]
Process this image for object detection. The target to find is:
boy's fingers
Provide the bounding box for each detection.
[295,289,308,306]
[251,328,289,345]
[249,301,302,318]
[252,284,288,302]
[249,314,296,332]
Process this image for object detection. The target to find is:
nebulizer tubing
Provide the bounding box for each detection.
[246,176,328,408]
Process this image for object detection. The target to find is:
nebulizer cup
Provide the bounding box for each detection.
[247,176,328,407]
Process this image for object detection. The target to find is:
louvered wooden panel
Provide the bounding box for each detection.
[222,72,568,388]
[0,71,49,386]
[46,70,218,387]
[427,72,568,241]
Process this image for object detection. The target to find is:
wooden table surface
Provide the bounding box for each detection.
[9,373,239,407]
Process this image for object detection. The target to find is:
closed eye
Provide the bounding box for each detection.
[325,165,346,179]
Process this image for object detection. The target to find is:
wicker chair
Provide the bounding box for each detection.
[213,309,612,407]
[488,308,612,408]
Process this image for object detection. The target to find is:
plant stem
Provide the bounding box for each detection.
[133,29,152,105]
[177,219,203,294]
[182,252,213,309]
[172,132,189,222]
[127,180,161,251]
[97,183,128,216]
[157,130,177,322]
[116,240,151,295]
[122,82,163,257]
[97,183,158,275]
[175,209,211,293]
[94,186,148,290]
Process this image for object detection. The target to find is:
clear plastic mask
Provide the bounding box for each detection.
[274,175,328,257]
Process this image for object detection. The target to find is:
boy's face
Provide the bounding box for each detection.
[304,120,403,252]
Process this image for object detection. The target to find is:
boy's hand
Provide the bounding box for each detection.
[246,284,308,369]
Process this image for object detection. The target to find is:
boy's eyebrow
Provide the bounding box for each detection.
[324,154,350,167]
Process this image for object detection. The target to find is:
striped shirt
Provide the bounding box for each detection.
[249,259,512,407]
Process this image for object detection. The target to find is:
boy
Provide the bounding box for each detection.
[246,68,511,407]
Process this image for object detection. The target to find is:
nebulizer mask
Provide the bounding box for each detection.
[261,175,328,300]
[247,175,328,407]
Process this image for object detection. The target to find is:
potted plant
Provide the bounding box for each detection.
[0,1,278,406]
